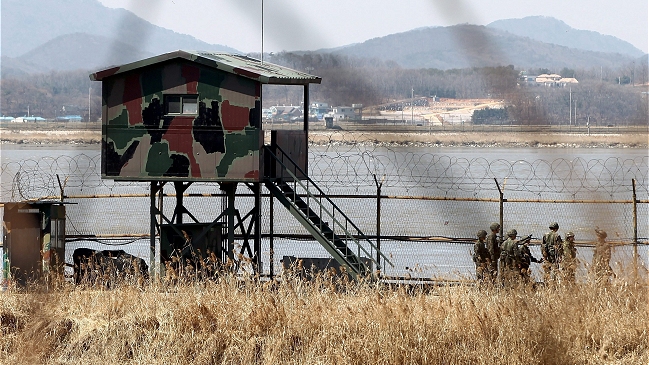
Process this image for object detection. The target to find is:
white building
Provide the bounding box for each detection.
[558,77,579,87]
[309,102,330,120]
[12,116,47,123]
[327,106,356,121]
[269,105,302,121]
[535,74,562,87]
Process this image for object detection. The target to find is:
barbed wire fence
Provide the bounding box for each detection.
[1,137,647,281]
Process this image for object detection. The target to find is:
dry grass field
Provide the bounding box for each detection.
[0,271,646,365]
[1,122,647,147]
[309,129,649,148]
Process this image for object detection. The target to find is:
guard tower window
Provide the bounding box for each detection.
[165,95,198,115]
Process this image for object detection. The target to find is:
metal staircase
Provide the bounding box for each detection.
[264,145,392,280]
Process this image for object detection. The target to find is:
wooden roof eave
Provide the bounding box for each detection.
[265,77,322,85]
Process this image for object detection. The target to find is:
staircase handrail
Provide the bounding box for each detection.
[265,145,393,269]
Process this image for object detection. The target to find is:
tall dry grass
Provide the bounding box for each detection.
[0,270,647,365]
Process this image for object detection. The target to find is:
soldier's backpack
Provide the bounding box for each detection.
[473,242,488,264]
[489,234,501,260]
[500,240,517,268]
[542,232,557,262]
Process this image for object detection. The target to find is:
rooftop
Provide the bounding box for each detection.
[90,50,322,86]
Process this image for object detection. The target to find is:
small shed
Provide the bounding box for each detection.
[90,50,321,182]
[2,201,67,286]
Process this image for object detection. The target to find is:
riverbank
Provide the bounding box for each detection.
[1,126,647,148]
[0,129,100,145]
[309,130,648,148]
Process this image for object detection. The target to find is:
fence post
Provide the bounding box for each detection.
[56,174,68,202]
[632,178,638,283]
[632,179,638,243]
[494,178,504,239]
[373,174,384,274]
[269,192,274,279]
[150,182,159,279]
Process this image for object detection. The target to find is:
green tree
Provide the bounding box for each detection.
[560,68,576,78]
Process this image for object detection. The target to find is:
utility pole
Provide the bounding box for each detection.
[411,87,414,124]
[261,0,264,64]
[569,87,572,126]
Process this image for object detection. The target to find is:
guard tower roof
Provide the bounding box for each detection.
[90,50,322,85]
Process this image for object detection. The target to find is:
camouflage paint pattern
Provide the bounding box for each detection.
[91,51,320,182]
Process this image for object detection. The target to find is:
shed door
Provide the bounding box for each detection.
[8,227,41,284]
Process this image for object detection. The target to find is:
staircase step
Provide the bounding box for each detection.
[265,163,379,280]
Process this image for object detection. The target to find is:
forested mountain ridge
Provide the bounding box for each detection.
[1,0,239,75]
[487,16,644,58]
[0,0,642,75]
[15,33,154,73]
[327,24,638,70]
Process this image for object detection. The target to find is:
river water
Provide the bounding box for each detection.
[1,143,647,281]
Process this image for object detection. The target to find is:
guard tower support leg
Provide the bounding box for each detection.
[175,181,184,225]
[303,84,309,132]
[219,182,237,261]
[253,183,262,272]
[150,181,164,277]
[173,181,193,225]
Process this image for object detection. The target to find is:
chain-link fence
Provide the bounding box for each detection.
[1,139,647,281]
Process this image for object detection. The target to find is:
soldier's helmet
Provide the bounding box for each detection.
[549,222,559,229]
[489,222,500,231]
[507,229,517,237]
[566,231,575,238]
[477,230,487,238]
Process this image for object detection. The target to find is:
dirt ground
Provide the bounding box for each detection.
[1,123,647,148]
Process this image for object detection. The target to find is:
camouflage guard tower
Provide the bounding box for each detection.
[91,51,390,280]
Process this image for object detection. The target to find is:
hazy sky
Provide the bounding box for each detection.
[98,0,648,54]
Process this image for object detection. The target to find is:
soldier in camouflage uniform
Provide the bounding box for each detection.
[472,230,490,283]
[561,231,578,283]
[499,229,522,286]
[592,229,613,284]
[541,222,563,283]
[519,238,541,283]
[486,222,501,283]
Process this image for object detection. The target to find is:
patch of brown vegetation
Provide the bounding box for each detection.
[309,130,648,148]
[0,129,101,145]
[1,124,646,148]
[0,273,646,364]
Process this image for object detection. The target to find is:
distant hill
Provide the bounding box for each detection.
[1,1,641,76]
[0,57,43,78]
[1,0,239,68]
[13,33,154,72]
[487,16,644,58]
[328,24,636,70]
